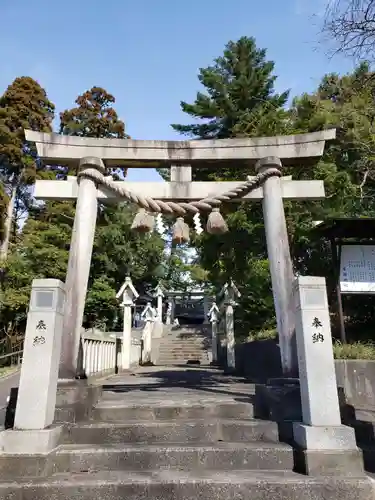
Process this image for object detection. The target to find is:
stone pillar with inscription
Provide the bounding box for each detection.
[0,279,65,453]
[292,276,363,476]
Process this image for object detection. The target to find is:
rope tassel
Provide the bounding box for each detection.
[131,208,155,233]
[206,208,228,234]
[172,217,190,245]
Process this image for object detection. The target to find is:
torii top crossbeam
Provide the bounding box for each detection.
[25,129,335,169]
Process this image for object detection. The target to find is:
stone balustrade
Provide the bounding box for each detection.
[82,329,117,376]
[81,328,142,376]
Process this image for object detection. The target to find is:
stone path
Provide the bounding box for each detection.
[100,365,255,405]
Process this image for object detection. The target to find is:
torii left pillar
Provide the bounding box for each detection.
[59,157,105,379]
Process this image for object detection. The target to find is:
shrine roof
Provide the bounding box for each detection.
[314,217,375,240]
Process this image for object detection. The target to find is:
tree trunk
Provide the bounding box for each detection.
[0,185,17,263]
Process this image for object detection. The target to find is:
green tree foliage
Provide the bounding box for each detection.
[0,184,8,244]
[60,87,128,139]
[0,201,70,336]
[289,62,375,337]
[88,205,164,328]
[156,243,209,293]
[1,85,165,334]
[0,77,54,263]
[60,86,129,179]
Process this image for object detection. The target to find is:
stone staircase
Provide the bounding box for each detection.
[155,324,211,366]
[0,366,372,499]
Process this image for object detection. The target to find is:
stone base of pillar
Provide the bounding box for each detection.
[140,361,154,367]
[293,422,357,450]
[222,367,237,376]
[0,425,62,454]
[56,378,91,406]
[293,422,364,476]
[294,447,365,476]
[254,378,302,423]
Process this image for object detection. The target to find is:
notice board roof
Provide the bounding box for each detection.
[314,217,375,240]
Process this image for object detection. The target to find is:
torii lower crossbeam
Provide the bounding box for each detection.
[33,177,325,202]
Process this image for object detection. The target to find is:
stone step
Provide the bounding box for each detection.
[159,347,210,351]
[158,352,208,356]
[157,355,209,359]
[157,353,209,357]
[158,349,208,354]
[161,342,210,345]
[156,362,209,366]
[163,337,210,341]
[159,345,209,349]
[1,469,372,500]
[159,347,209,351]
[357,444,375,473]
[48,442,294,474]
[158,347,209,351]
[157,362,211,366]
[162,337,210,340]
[158,350,208,354]
[157,356,209,359]
[157,357,209,362]
[158,354,208,357]
[158,348,209,352]
[62,419,279,445]
[157,356,208,361]
[92,401,254,421]
[160,350,211,353]
[159,344,208,348]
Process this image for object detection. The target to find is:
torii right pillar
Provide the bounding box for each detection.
[256,156,297,377]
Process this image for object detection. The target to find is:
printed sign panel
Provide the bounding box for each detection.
[340,245,375,294]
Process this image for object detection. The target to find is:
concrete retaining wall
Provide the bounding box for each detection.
[335,360,375,409]
[220,340,375,409]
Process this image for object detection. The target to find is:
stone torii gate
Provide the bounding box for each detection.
[25,129,335,379]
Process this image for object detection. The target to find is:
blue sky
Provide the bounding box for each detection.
[1,0,355,182]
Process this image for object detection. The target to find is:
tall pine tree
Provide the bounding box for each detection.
[172,36,289,142]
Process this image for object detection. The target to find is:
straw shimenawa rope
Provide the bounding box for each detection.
[78,166,281,216]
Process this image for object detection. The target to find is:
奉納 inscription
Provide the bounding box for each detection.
[36,319,46,330]
[312,316,324,343]
[33,336,46,346]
